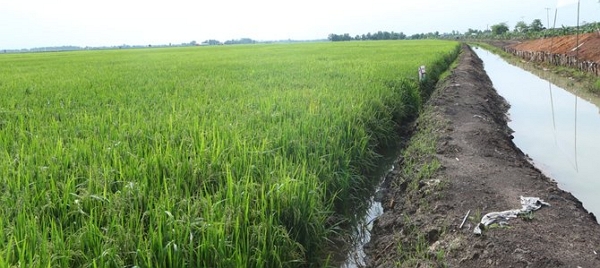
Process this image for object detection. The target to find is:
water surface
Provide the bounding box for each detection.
[474,48,600,218]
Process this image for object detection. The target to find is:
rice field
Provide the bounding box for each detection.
[0,40,459,267]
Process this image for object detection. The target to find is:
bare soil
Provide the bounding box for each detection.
[364,44,600,267]
[507,33,600,63]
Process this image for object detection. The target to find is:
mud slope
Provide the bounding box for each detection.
[508,33,600,63]
[365,44,600,267]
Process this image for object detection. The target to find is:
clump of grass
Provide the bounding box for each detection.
[520,211,535,221]
[394,217,447,268]
[591,79,600,94]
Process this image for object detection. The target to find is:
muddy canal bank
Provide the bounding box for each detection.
[364,45,600,267]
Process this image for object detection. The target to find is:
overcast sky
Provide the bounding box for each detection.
[1,0,599,49]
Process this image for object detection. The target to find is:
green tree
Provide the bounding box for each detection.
[328,34,341,41]
[490,23,509,35]
[202,39,221,45]
[465,28,480,37]
[514,21,529,33]
[530,19,544,32]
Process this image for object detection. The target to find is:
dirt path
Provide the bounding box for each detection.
[364,44,600,267]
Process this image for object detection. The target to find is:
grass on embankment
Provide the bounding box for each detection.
[383,49,463,267]
[0,41,459,267]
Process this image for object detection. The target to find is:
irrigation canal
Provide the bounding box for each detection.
[336,163,393,267]
[338,47,600,267]
[474,47,600,219]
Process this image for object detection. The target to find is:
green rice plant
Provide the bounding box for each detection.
[0,40,458,267]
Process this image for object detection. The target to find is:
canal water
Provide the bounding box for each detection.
[474,47,600,218]
[337,163,394,267]
[340,185,384,268]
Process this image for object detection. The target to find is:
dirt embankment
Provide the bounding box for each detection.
[508,33,600,63]
[364,44,600,267]
[497,33,600,77]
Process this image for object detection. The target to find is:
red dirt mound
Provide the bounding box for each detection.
[508,32,600,63]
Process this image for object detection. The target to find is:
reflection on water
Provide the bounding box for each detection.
[340,192,383,268]
[474,48,600,219]
[336,162,394,268]
[512,60,600,115]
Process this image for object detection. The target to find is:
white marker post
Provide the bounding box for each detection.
[418,65,427,81]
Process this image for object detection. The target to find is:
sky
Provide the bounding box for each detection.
[1,0,599,49]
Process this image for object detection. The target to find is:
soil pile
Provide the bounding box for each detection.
[365,45,600,267]
[508,32,600,63]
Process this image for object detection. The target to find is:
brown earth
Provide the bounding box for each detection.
[507,33,600,63]
[364,44,600,267]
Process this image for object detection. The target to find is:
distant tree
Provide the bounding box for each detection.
[530,19,545,32]
[465,28,480,37]
[328,33,350,41]
[202,39,222,45]
[328,33,354,41]
[224,38,256,45]
[490,23,509,35]
[514,21,529,33]
[328,31,407,41]
[383,31,391,40]
[190,40,197,46]
[390,31,406,40]
[372,31,381,40]
[410,33,425,39]
[240,38,255,44]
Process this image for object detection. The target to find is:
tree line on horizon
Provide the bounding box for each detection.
[475,20,600,39]
[326,19,599,43]
[328,31,407,41]
[486,19,545,36]
[327,30,452,41]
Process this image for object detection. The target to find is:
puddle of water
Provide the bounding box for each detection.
[474,47,600,218]
[327,167,389,268]
[326,136,406,268]
[340,188,383,268]
[325,160,395,268]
